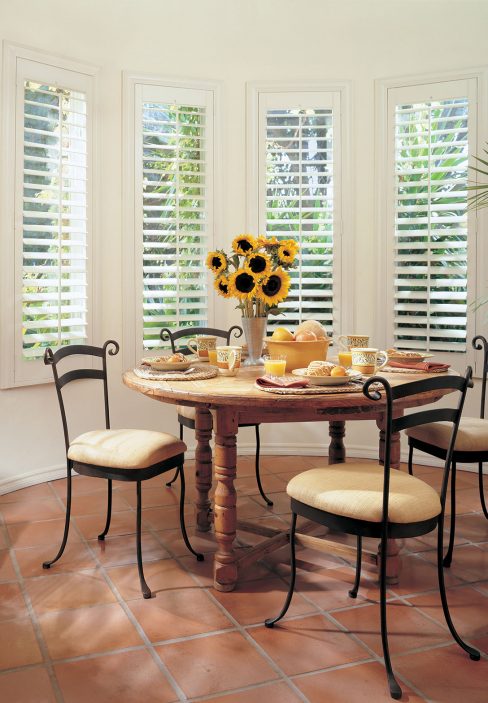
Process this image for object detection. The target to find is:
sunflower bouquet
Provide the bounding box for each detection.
[206,234,299,318]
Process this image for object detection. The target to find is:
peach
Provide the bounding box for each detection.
[295,330,317,342]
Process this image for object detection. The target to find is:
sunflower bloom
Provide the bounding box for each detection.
[281,238,299,253]
[206,251,227,274]
[258,235,280,248]
[246,252,272,277]
[277,243,297,265]
[214,275,231,298]
[228,269,258,300]
[232,234,257,256]
[258,268,291,306]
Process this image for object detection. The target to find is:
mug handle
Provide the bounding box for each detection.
[187,338,198,355]
[337,335,348,350]
[228,349,237,372]
[376,351,388,369]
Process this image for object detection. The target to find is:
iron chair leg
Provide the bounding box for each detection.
[98,479,112,541]
[178,466,204,561]
[265,512,298,627]
[43,463,72,569]
[166,424,183,487]
[379,531,402,700]
[479,461,488,519]
[407,443,414,475]
[349,535,362,598]
[443,460,457,568]
[254,425,273,506]
[437,514,480,661]
[136,481,151,599]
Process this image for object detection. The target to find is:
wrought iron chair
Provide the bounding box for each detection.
[406,335,488,566]
[160,325,273,506]
[265,370,479,700]
[43,340,203,599]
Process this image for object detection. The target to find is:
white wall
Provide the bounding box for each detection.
[1,0,487,492]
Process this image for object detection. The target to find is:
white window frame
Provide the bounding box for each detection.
[122,72,221,368]
[376,68,488,374]
[0,42,99,388]
[246,81,353,339]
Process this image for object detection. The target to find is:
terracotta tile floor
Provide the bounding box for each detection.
[0,456,487,702]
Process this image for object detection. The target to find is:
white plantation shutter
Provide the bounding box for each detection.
[136,85,213,350]
[388,79,477,353]
[258,91,341,336]
[21,82,88,358]
[1,49,95,388]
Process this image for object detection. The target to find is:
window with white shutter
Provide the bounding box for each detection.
[132,83,214,353]
[386,78,477,353]
[1,46,96,387]
[252,90,342,336]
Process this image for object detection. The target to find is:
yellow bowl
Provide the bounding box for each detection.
[266,338,330,372]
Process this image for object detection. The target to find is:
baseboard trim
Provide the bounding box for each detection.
[0,442,484,496]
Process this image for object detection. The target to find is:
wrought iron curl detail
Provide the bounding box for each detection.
[44,347,55,365]
[103,340,120,357]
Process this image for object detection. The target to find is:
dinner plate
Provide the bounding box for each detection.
[142,358,193,372]
[387,352,435,362]
[292,368,362,386]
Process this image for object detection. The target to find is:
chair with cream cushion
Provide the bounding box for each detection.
[160,325,273,506]
[265,370,479,700]
[43,341,203,599]
[406,335,488,566]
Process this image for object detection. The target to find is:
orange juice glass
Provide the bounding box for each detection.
[263,355,286,377]
[207,349,218,365]
[338,351,352,368]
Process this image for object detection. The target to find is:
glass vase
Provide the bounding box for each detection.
[241,316,267,366]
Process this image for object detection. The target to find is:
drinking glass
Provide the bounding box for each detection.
[263,354,287,378]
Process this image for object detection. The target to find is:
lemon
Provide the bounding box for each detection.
[271,327,294,342]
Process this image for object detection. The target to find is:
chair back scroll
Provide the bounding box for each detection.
[363,368,472,522]
[159,326,243,355]
[473,335,488,419]
[44,340,119,451]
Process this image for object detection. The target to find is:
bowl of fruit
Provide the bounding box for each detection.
[266,320,331,371]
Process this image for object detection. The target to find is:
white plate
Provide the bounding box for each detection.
[387,352,435,362]
[142,358,192,372]
[292,368,362,386]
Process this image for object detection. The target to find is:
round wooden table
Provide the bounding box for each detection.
[123,366,453,591]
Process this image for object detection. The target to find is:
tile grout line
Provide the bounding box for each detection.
[199,583,312,703]
[0,508,65,703]
[1,467,486,701]
[45,477,190,703]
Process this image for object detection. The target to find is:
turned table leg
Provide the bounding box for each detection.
[195,407,213,532]
[328,420,346,464]
[376,412,403,583]
[213,408,239,591]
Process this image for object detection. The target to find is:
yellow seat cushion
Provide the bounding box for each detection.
[177,405,196,421]
[406,417,488,453]
[68,429,186,469]
[287,464,441,524]
[177,405,217,424]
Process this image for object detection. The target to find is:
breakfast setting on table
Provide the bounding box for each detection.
[133,233,450,391]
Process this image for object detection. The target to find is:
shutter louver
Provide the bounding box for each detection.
[141,103,209,349]
[22,81,88,359]
[393,98,469,352]
[264,108,335,334]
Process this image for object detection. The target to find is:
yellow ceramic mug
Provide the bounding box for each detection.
[350,347,388,375]
[337,334,370,350]
[187,335,217,359]
[216,346,242,376]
